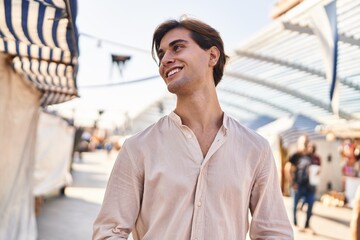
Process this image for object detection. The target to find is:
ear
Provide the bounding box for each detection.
[208,46,220,67]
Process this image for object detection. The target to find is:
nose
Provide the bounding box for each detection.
[160,51,174,67]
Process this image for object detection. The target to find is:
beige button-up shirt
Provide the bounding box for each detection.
[93,112,293,239]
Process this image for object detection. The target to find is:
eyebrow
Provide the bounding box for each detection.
[158,39,189,56]
[169,39,188,47]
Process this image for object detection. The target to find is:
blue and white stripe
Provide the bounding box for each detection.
[0,0,78,106]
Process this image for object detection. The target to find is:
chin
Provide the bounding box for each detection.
[166,77,192,95]
[167,84,177,94]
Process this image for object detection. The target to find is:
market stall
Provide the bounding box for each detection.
[0,1,79,239]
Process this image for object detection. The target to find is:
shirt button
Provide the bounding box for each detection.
[197,201,202,207]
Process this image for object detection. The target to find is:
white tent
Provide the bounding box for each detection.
[0,54,76,239]
[33,112,75,197]
[0,52,41,240]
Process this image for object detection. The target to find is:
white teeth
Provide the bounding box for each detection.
[167,68,180,77]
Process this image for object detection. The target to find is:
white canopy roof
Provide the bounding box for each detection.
[217,0,360,127]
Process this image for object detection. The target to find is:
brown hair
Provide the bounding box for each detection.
[152,16,228,86]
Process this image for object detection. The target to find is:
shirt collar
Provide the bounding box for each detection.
[222,112,229,135]
[169,111,182,125]
[169,111,228,134]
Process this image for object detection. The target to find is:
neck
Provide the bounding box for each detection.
[174,88,223,131]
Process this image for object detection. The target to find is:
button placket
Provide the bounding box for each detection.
[191,164,209,240]
[180,126,203,164]
[202,130,226,166]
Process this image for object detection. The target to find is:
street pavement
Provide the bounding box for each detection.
[37,150,352,240]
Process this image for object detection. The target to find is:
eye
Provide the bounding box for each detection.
[158,53,164,62]
[173,44,183,52]
[158,54,164,65]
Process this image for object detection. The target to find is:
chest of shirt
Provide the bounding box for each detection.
[140,143,260,203]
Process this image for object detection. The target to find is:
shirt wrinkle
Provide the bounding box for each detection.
[254,143,268,180]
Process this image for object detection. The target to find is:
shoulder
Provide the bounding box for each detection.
[226,116,276,175]
[226,115,270,150]
[127,115,168,141]
[289,153,300,164]
[122,115,172,152]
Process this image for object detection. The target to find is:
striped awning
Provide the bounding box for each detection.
[0,0,79,106]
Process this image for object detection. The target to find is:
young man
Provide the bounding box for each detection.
[93,17,293,239]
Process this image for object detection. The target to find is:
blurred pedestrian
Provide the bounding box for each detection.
[104,141,113,158]
[289,134,316,230]
[93,16,293,239]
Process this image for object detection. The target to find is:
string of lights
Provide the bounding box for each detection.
[79,75,160,88]
[78,32,157,88]
[79,32,150,54]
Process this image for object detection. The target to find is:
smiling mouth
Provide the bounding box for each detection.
[166,67,182,78]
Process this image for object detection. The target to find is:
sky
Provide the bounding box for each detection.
[49,0,277,129]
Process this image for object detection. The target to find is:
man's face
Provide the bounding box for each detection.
[157,28,213,94]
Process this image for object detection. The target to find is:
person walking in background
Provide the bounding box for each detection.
[289,134,316,230]
[93,16,293,239]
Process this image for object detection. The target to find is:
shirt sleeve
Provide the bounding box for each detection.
[249,143,294,239]
[93,140,143,240]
